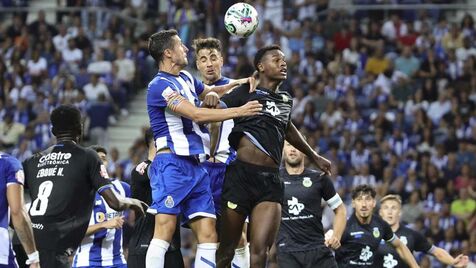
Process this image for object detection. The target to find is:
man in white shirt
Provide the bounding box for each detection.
[83,74,111,102]
[52,24,71,52]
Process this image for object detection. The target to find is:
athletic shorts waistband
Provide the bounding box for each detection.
[202,160,227,168]
[232,159,279,173]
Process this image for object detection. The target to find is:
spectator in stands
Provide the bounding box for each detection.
[0,113,25,150]
[451,188,476,222]
[395,46,420,77]
[87,93,114,148]
[52,24,70,52]
[83,74,110,102]
[365,45,389,75]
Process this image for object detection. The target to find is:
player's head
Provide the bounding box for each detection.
[254,44,287,81]
[351,184,377,220]
[283,141,304,167]
[379,194,402,227]
[193,37,223,83]
[148,29,188,68]
[89,145,108,166]
[50,105,82,141]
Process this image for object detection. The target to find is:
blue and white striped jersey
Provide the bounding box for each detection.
[147,70,210,161]
[72,179,130,267]
[209,76,236,164]
[0,153,24,265]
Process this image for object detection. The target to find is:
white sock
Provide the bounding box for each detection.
[146,238,169,268]
[232,244,250,268]
[195,242,218,268]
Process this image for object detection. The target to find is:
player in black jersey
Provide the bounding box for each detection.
[22,105,145,268]
[335,185,418,268]
[216,45,332,268]
[376,194,469,268]
[128,128,184,268]
[270,141,346,268]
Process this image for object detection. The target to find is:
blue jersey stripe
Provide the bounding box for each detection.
[147,70,209,157]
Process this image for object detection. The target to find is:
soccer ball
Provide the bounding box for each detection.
[224,2,259,38]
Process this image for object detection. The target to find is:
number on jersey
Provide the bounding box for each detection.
[30,180,53,216]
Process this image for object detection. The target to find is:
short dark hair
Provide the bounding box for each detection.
[192,37,222,56]
[148,29,178,64]
[50,105,82,137]
[144,128,154,148]
[253,44,282,71]
[89,145,107,155]
[351,184,377,199]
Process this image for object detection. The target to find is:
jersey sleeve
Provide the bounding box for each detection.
[5,157,24,186]
[220,85,250,108]
[412,229,434,253]
[321,176,342,210]
[121,181,131,198]
[147,78,176,108]
[191,74,205,96]
[86,149,112,193]
[381,217,397,243]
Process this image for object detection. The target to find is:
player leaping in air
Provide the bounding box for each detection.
[215,44,332,268]
[145,29,261,268]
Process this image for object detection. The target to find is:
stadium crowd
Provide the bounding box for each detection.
[0,0,475,267]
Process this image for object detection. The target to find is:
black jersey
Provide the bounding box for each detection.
[277,168,341,252]
[375,224,433,268]
[23,141,112,251]
[221,85,293,164]
[336,213,396,267]
[130,160,152,204]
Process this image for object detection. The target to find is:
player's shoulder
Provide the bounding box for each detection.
[0,152,21,168]
[148,72,176,90]
[373,214,391,227]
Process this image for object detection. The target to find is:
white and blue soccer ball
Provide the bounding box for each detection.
[224,2,259,38]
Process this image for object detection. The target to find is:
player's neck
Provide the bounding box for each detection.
[205,75,221,86]
[285,163,304,175]
[391,222,400,232]
[355,213,372,225]
[159,62,182,76]
[258,78,282,92]
[56,134,78,144]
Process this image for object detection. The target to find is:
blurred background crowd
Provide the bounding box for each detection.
[0,0,475,267]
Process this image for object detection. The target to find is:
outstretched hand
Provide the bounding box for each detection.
[312,154,332,176]
[453,254,469,268]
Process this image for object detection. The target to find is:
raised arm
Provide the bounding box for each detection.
[100,188,145,217]
[285,122,332,175]
[166,91,261,124]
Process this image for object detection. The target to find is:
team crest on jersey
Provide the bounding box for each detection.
[165,195,175,208]
[302,177,312,188]
[15,170,25,184]
[227,201,238,210]
[281,94,289,102]
[373,227,380,238]
[96,212,105,222]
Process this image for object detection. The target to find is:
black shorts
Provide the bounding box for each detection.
[277,247,337,268]
[221,159,283,215]
[38,249,70,268]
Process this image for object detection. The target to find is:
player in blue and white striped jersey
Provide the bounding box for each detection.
[145,29,262,268]
[0,153,39,268]
[73,146,130,268]
[193,37,250,268]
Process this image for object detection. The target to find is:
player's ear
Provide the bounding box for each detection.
[258,63,264,72]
